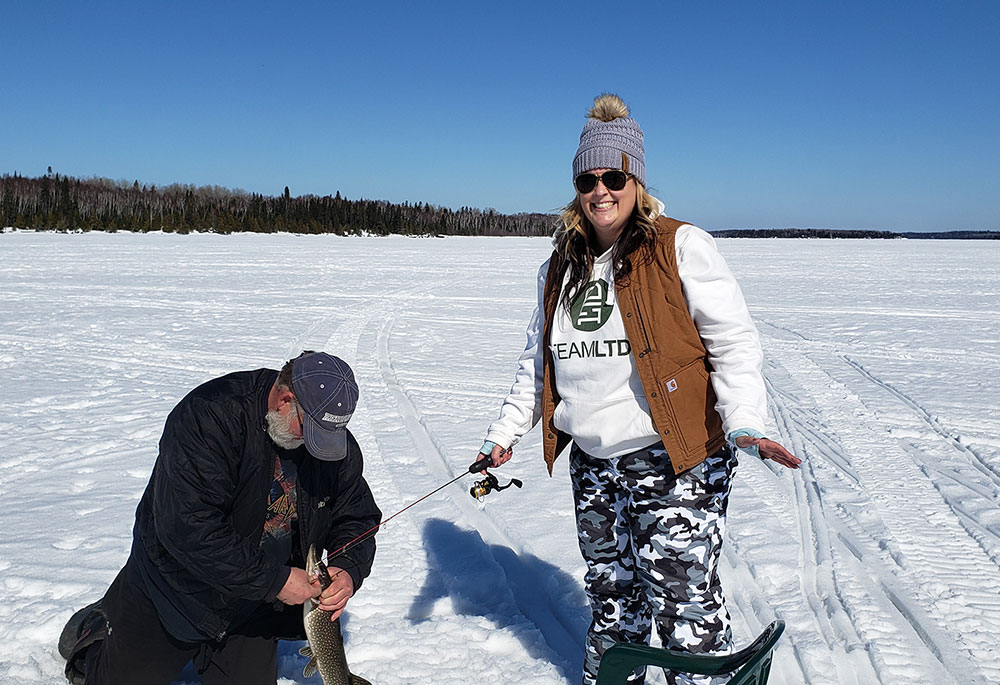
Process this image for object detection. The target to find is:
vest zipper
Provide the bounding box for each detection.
[630,291,653,356]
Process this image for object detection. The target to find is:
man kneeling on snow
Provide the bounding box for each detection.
[59,351,381,684]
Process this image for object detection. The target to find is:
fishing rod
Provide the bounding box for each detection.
[321,454,521,568]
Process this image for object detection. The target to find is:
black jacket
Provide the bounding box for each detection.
[133,369,381,641]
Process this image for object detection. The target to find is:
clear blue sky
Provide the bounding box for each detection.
[3,1,997,231]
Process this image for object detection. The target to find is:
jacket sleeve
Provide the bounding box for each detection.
[152,396,287,602]
[323,440,382,592]
[484,257,550,449]
[675,225,767,435]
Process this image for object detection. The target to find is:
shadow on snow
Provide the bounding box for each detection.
[407,517,589,683]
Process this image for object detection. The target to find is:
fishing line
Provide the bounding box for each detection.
[323,454,518,567]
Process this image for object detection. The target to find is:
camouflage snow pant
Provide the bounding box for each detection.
[570,442,737,685]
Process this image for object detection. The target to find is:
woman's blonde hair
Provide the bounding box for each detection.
[552,180,660,309]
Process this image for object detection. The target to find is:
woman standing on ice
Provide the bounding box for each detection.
[477,93,800,685]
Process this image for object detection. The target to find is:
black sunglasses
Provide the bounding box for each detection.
[574,170,630,194]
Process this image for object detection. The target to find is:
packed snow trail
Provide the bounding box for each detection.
[2,232,999,684]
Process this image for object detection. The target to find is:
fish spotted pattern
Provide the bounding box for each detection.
[302,545,371,685]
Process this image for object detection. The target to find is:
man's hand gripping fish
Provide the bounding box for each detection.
[302,545,371,685]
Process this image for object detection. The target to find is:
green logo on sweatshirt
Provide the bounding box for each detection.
[571,280,613,331]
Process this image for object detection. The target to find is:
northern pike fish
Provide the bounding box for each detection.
[301,545,371,685]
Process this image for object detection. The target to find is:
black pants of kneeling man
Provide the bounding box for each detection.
[84,562,279,685]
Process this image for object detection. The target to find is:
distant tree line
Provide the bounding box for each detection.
[711,228,897,239]
[0,170,557,236]
[5,171,994,239]
[711,228,998,239]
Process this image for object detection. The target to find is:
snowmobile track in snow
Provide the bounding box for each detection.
[842,355,1000,488]
[761,335,999,684]
[369,310,586,674]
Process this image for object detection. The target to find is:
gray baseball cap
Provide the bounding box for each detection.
[291,352,358,461]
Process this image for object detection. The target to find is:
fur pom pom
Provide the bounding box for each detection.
[586,93,630,122]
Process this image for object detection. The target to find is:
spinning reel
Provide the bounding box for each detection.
[467,455,523,501]
[469,471,522,500]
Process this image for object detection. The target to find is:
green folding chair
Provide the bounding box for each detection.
[595,620,785,685]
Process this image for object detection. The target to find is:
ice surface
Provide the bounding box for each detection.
[1,231,998,684]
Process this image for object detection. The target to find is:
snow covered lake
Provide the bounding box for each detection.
[1,231,998,684]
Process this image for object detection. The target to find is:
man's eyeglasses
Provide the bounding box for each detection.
[574,170,630,194]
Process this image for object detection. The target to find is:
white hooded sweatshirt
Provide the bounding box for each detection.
[485,203,766,459]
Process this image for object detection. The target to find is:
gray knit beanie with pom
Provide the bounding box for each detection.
[572,93,646,187]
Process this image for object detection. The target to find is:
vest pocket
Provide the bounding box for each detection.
[660,358,723,456]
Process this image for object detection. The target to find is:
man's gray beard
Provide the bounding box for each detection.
[265,410,305,450]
